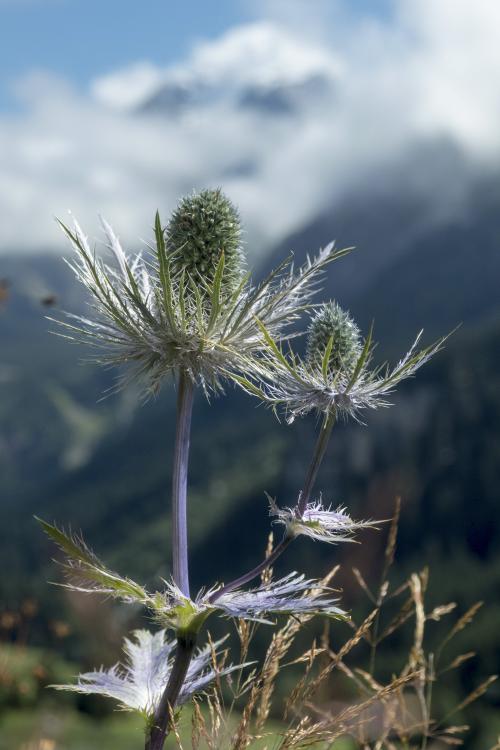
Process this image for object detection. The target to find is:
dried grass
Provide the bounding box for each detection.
[169,500,496,749]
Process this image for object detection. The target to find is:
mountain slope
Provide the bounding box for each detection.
[267,171,500,354]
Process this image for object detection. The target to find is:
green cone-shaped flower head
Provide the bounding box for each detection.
[306,302,362,378]
[166,188,245,294]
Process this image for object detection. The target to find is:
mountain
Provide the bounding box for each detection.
[135,22,338,118]
[266,162,500,354]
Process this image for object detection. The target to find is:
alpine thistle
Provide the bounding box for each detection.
[40,188,452,750]
[37,519,346,632]
[166,188,245,294]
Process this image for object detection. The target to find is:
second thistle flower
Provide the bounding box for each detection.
[253,299,448,421]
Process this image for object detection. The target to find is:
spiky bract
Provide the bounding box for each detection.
[268,496,377,544]
[166,188,244,295]
[160,574,346,626]
[306,302,362,378]
[212,572,346,623]
[53,630,247,718]
[56,215,349,396]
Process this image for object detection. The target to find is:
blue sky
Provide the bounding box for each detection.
[0,0,246,108]
[0,0,392,110]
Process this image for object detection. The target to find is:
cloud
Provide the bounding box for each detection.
[91,63,166,111]
[1,1,500,255]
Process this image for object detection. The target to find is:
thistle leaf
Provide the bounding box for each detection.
[36,517,148,603]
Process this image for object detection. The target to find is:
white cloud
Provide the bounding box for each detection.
[91,63,166,111]
[1,1,500,255]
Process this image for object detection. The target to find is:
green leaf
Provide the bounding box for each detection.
[36,517,148,603]
[154,211,177,330]
[229,373,268,401]
[36,517,98,568]
[346,321,374,393]
[321,335,334,383]
[254,318,297,377]
[206,251,225,334]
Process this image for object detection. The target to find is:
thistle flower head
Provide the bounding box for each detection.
[268,495,377,544]
[53,630,248,719]
[248,310,449,422]
[56,210,349,396]
[306,302,362,379]
[166,188,245,295]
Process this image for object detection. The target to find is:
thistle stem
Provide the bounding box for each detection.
[209,535,292,601]
[172,370,194,597]
[298,410,336,515]
[146,633,197,750]
[145,372,195,750]
[211,409,336,600]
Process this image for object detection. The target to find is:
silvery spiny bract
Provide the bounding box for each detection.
[54,631,249,719]
[161,573,346,627]
[268,495,377,545]
[248,300,448,422]
[56,196,349,395]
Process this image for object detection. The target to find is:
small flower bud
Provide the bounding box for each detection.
[306,302,362,378]
[166,188,245,294]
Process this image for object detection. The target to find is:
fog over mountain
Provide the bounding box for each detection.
[2,0,500,257]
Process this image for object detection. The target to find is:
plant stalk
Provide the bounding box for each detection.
[172,370,194,597]
[211,409,336,600]
[145,632,197,750]
[298,410,336,515]
[210,534,292,601]
[145,370,196,750]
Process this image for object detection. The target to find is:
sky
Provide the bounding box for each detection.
[1,0,499,255]
[0,0,247,110]
[0,0,391,111]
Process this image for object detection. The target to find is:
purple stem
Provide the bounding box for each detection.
[211,410,336,601]
[144,371,196,750]
[297,410,335,515]
[145,633,196,750]
[210,535,292,602]
[172,370,194,597]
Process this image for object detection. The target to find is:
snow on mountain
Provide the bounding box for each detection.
[92,22,340,116]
